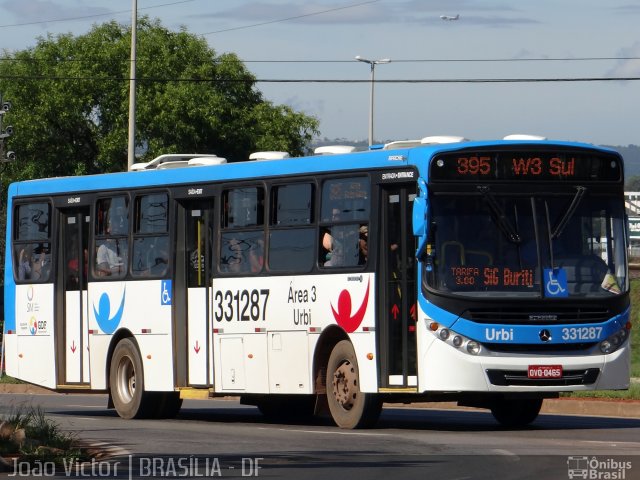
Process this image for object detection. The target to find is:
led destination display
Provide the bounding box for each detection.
[430,150,621,182]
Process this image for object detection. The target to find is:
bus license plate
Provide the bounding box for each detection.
[528,365,563,379]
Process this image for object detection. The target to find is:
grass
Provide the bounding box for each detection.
[0,375,23,385]
[564,383,640,400]
[628,278,640,378]
[0,406,89,465]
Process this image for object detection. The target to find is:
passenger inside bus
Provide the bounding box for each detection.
[96,238,123,276]
[358,225,368,264]
[31,244,51,281]
[17,246,32,280]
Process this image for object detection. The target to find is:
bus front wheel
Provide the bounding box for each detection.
[326,340,382,429]
[110,338,153,419]
[490,397,543,427]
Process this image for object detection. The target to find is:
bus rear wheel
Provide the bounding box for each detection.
[110,338,154,419]
[326,340,382,429]
[490,397,543,428]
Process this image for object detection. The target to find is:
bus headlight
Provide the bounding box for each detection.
[430,323,482,355]
[466,341,481,355]
[599,327,629,354]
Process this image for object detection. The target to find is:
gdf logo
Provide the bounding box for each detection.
[29,316,38,335]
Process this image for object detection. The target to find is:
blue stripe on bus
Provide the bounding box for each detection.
[451,307,629,344]
[3,193,16,332]
[7,139,614,197]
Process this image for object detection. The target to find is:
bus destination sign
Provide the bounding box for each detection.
[430,151,621,182]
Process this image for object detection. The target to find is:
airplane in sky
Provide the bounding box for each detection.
[440,14,460,21]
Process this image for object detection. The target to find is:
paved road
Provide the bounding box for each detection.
[2,393,640,479]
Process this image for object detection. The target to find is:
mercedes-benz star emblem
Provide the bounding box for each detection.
[539,329,552,342]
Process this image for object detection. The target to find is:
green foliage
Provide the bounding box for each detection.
[0,17,319,184]
[629,279,640,378]
[564,383,640,400]
[0,406,85,463]
[0,375,24,384]
[625,175,640,191]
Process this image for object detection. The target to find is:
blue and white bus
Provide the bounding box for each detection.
[2,135,631,428]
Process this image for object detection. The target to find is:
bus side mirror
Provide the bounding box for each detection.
[412,179,429,257]
[412,196,428,237]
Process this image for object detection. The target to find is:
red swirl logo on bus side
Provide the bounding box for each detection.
[330,280,370,333]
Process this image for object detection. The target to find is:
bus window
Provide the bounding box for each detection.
[13,202,52,283]
[220,187,265,274]
[94,196,129,278]
[222,187,264,228]
[320,177,369,222]
[319,177,370,268]
[132,193,170,277]
[272,183,313,225]
[269,184,315,272]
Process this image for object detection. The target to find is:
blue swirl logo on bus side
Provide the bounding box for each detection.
[93,289,126,334]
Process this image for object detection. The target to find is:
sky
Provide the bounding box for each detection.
[1,0,640,146]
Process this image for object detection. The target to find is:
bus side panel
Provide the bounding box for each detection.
[88,334,110,390]
[13,284,56,389]
[348,332,378,393]
[3,334,18,379]
[87,280,175,391]
[211,274,378,395]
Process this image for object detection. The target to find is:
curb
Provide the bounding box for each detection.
[2,384,640,419]
[397,398,640,419]
[0,384,53,395]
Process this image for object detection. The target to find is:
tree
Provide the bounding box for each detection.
[625,175,640,192]
[0,17,319,182]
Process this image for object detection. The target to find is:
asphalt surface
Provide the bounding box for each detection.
[1,382,640,418]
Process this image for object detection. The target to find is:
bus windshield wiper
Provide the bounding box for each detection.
[551,186,586,239]
[477,186,521,244]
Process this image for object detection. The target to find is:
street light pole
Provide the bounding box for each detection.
[355,55,391,147]
[127,0,137,170]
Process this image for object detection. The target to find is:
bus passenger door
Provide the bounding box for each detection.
[178,200,214,387]
[59,208,90,386]
[379,185,417,389]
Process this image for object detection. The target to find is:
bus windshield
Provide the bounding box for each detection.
[425,190,627,298]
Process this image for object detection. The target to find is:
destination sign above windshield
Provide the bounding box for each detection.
[429,150,622,182]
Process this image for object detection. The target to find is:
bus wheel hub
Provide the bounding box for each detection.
[332,361,357,410]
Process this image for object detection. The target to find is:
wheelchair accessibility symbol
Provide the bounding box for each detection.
[161,280,172,305]
[544,268,568,297]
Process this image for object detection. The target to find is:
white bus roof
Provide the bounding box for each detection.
[248,151,291,161]
[503,134,547,141]
[129,154,226,171]
[314,145,357,155]
[420,135,468,144]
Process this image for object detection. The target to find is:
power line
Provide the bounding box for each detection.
[2,55,639,64]
[1,75,639,83]
[242,56,640,63]
[0,0,195,29]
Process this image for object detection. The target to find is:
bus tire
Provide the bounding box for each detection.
[326,340,382,429]
[109,338,153,419]
[490,398,543,428]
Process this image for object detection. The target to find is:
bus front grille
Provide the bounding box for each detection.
[483,342,598,353]
[486,368,600,386]
[466,307,610,325]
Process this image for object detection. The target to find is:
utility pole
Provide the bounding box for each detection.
[127,0,137,170]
